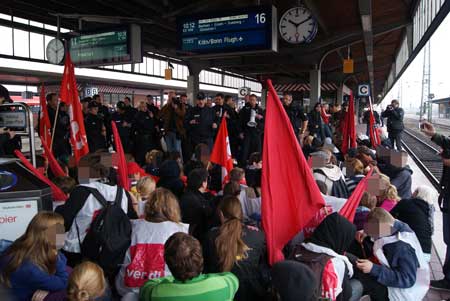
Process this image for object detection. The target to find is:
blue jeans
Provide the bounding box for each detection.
[164,131,181,153]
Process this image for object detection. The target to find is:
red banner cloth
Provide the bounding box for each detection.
[39,84,51,149]
[60,51,89,163]
[341,93,357,154]
[210,116,234,184]
[368,107,381,148]
[262,79,325,265]
[112,121,130,191]
[40,135,67,177]
[339,168,374,222]
[14,150,67,201]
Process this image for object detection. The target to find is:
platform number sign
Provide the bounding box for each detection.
[238,87,251,98]
[358,84,370,97]
[84,87,99,97]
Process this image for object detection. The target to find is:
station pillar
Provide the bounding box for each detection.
[309,68,321,106]
[187,61,207,106]
[336,84,344,105]
[260,88,267,108]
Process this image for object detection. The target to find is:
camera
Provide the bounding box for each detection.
[386,105,393,110]
[172,97,181,106]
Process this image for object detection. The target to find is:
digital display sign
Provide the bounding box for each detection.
[177,6,277,55]
[69,24,142,67]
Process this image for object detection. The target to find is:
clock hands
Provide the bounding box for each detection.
[287,16,312,28]
[298,16,312,26]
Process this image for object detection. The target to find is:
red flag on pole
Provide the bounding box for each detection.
[262,79,325,265]
[341,92,357,154]
[111,121,130,191]
[339,168,374,222]
[368,98,381,148]
[14,150,68,201]
[39,84,51,149]
[60,51,89,163]
[210,116,234,184]
[40,135,67,177]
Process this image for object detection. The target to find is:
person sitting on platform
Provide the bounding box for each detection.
[67,261,110,301]
[139,232,239,301]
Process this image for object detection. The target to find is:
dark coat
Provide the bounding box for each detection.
[431,133,450,202]
[179,189,214,242]
[381,107,404,132]
[390,198,433,254]
[84,113,106,153]
[184,106,216,141]
[160,103,186,137]
[239,105,265,134]
[284,102,307,135]
[204,226,270,301]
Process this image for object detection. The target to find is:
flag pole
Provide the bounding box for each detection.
[49,100,61,153]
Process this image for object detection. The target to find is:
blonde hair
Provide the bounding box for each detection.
[381,184,400,202]
[1,212,64,286]
[144,188,181,223]
[67,261,106,301]
[136,176,156,200]
[367,207,395,225]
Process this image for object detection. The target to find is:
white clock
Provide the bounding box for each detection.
[279,6,318,44]
[46,39,65,64]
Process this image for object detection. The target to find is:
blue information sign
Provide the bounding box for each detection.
[177,6,277,55]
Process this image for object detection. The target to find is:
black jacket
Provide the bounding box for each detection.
[85,113,106,153]
[179,189,214,242]
[47,106,71,156]
[390,198,433,254]
[381,107,404,131]
[432,133,450,203]
[184,106,216,141]
[204,226,270,301]
[284,102,307,135]
[308,110,322,132]
[239,105,265,134]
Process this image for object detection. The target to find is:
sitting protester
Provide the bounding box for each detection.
[354,191,377,231]
[204,196,269,301]
[390,185,436,262]
[52,176,77,197]
[355,208,429,301]
[345,158,366,194]
[229,168,261,221]
[244,152,262,194]
[179,168,214,242]
[0,212,69,301]
[139,232,239,301]
[67,261,109,301]
[312,150,349,198]
[378,182,401,212]
[157,160,184,199]
[144,150,164,177]
[291,212,357,301]
[115,188,188,299]
[131,176,156,218]
[55,181,137,271]
[271,260,318,301]
[315,180,346,213]
[183,143,210,177]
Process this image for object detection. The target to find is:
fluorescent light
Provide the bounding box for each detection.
[361,15,372,32]
[367,55,373,62]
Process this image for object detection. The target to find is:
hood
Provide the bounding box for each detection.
[315,165,343,181]
[271,260,317,301]
[159,160,180,178]
[309,212,356,254]
[392,220,414,234]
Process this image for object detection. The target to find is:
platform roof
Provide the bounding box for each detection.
[0,0,448,100]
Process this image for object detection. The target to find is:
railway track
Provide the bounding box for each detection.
[402,128,442,190]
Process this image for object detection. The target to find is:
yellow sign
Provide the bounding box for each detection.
[164,68,172,80]
[343,59,354,74]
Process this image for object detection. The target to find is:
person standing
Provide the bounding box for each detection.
[112,101,133,154]
[308,103,324,142]
[224,95,241,160]
[282,92,308,143]
[239,94,264,165]
[362,104,381,137]
[47,93,71,164]
[421,121,450,291]
[132,102,158,165]
[381,99,404,150]
[184,92,217,152]
[84,101,107,153]
[92,94,112,148]
[160,91,186,154]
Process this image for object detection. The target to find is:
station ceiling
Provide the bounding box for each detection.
[0,0,418,97]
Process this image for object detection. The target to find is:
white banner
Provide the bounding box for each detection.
[0,200,38,241]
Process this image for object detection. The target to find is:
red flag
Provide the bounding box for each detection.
[368,106,381,148]
[210,116,233,184]
[112,121,130,190]
[39,84,51,149]
[60,51,89,163]
[14,150,68,201]
[339,168,374,222]
[341,93,357,154]
[262,79,325,265]
[320,105,329,124]
[40,135,67,177]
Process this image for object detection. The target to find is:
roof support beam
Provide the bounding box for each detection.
[358,0,375,94]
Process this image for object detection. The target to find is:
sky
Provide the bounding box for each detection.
[382,10,450,111]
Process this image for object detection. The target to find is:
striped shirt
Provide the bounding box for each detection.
[139,272,239,301]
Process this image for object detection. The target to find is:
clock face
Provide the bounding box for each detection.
[279,7,318,44]
[46,39,65,64]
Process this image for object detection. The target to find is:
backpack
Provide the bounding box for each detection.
[76,186,131,272]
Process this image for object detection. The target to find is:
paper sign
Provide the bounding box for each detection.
[0,200,38,241]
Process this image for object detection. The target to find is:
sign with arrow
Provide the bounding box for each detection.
[358,84,370,97]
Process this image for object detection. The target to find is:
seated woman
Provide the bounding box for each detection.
[203,196,269,301]
[0,212,69,301]
[345,158,366,194]
[291,212,358,301]
[157,160,184,199]
[131,176,156,218]
[67,261,109,301]
[354,191,377,231]
[144,149,164,177]
[115,188,188,299]
[390,185,436,262]
[378,181,401,212]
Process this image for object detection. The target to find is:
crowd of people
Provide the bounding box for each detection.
[0,84,449,301]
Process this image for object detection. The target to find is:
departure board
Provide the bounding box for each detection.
[69,25,142,67]
[177,6,277,55]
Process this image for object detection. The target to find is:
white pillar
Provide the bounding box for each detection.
[186,74,199,106]
[336,84,344,105]
[260,88,267,109]
[309,68,321,107]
